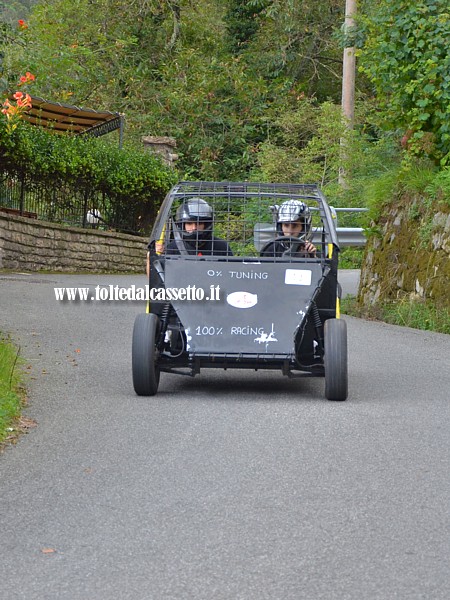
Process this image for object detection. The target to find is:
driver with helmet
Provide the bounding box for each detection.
[166,197,233,256]
[260,199,316,257]
[146,197,232,276]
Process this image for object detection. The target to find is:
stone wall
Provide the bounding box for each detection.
[0,212,148,273]
[142,136,178,167]
[358,196,450,308]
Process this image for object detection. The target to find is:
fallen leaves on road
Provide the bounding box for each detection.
[18,416,37,431]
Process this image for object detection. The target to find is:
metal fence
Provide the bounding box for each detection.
[0,169,368,245]
[0,169,154,235]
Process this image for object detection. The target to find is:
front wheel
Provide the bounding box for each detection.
[132,313,161,396]
[324,318,348,401]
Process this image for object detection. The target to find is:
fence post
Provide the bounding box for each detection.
[82,187,88,228]
[20,172,25,215]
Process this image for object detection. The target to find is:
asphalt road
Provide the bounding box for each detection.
[0,271,449,600]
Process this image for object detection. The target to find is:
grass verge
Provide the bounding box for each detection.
[0,334,31,449]
[341,296,450,335]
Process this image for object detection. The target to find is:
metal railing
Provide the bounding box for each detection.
[0,169,156,235]
[0,170,369,246]
[332,207,368,247]
[335,227,366,246]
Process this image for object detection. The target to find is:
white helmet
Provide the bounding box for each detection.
[276,200,312,240]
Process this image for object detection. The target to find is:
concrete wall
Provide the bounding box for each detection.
[0,212,148,273]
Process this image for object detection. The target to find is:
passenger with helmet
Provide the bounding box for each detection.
[166,197,232,256]
[260,199,316,257]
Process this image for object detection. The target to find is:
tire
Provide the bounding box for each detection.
[132,313,161,396]
[324,318,348,401]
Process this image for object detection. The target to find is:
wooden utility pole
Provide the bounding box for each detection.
[342,0,356,126]
[340,0,357,185]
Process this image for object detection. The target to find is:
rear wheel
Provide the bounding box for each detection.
[132,313,161,396]
[324,318,348,401]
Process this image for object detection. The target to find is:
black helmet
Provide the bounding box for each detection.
[276,200,312,241]
[175,197,213,243]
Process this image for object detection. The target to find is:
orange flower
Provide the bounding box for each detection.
[16,94,32,109]
[18,72,35,86]
[1,88,32,133]
[18,19,28,30]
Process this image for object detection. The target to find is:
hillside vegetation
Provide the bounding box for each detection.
[1,1,449,306]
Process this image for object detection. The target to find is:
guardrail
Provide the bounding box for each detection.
[335,227,366,247]
[255,207,368,250]
[333,207,368,247]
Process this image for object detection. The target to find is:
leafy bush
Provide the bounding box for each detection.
[359,1,450,164]
[0,119,177,216]
[339,247,364,269]
[360,158,440,223]
[254,100,345,186]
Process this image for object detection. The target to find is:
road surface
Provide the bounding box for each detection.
[0,271,449,599]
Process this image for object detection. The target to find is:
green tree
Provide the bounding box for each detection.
[237,0,345,100]
[2,0,186,106]
[0,0,357,180]
[224,0,271,54]
[255,99,346,185]
[0,1,37,25]
[359,0,450,164]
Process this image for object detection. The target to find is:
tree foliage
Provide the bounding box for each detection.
[0,0,35,25]
[1,0,347,180]
[359,0,450,164]
[3,0,447,193]
[255,99,345,185]
[224,0,271,54]
[236,0,345,99]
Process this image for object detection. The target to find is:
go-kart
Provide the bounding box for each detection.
[132,181,348,401]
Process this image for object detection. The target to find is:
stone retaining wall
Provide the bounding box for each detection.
[0,212,148,273]
[358,198,450,308]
